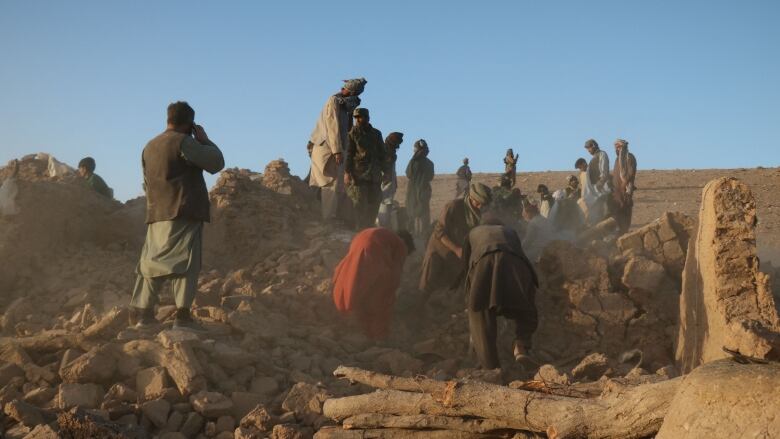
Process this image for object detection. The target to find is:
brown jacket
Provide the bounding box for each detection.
[142,131,223,224]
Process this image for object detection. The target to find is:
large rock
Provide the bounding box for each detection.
[281,383,329,426]
[136,366,169,401]
[56,383,103,409]
[675,178,780,373]
[657,359,780,438]
[59,347,117,383]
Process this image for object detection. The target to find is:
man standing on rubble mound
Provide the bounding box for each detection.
[130,101,224,331]
[309,78,367,224]
[463,222,539,369]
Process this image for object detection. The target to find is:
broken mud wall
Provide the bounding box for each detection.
[675,177,780,373]
[529,212,694,372]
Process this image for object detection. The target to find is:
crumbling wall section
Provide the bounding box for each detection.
[674,177,780,373]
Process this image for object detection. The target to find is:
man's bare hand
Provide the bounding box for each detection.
[193,124,209,144]
[334,152,343,165]
[343,173,352,186]
[454,247,463,259]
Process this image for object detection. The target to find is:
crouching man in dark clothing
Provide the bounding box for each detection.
[463,223,538,369]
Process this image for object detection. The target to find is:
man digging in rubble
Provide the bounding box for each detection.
[610,138,637,234]
[331,227,416,339]
[344,107,390,230]
[463,222,538,369]
[77,156,114,199]
[130,101,224,331]
[377,132,403,228]
[420,182,492,296]
[309,78,367,225]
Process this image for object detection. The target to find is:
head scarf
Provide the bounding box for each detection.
[615,139,630,182]
[343,77,367,96]
[385,132,403,147]
[615,138,629,149]
[584,139,599,150]
[414,139,428,151]
[465,183,491,228]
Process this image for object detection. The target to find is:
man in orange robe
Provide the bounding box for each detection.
[332,227,415,339]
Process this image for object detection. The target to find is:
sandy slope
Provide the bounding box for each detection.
[396,167,780,262]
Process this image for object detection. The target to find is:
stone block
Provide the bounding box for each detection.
[179,411,204,438]
[141,398,170,429]
[570,352,610,381]
[56,383,103,409]
[59,347,117,384]
[622,257,669,291]
[642,230,660,251]
[281,383,329,426]
[190,391,233,418]
[136,366,169,401]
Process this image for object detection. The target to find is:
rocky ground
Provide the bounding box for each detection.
[0,155,778,439]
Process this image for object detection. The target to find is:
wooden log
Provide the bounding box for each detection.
[314,425,514,438]
[343,413,539,435]
[333,365,446,394]
[325,366,681,439]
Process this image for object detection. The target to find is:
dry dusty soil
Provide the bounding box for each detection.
[397,167,780,263]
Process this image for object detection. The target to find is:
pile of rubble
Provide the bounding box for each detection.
[317,177,780,439]
[1,153,778,439]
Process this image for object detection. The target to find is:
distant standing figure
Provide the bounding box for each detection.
[504,148,519,188]
[309,78,367,222]
[419,183,492,294]
[344,107,389,230]
[575,157,606,225]
[536,184,554,218]
[521,203,556,261]
[611,139,637,234]
[130,101,224,331]
[405,139,435,235]
[332,227,415,339]
[584,139,611,193]
[78,157,113,199]
[463,224,538,369]
[377,132,403,228]
[455,157,472,198]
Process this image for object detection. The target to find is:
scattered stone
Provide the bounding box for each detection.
[21,424,59,439]
[571,353,610,381]
[22,386,56,406]
[534,364,570,385]
[179,411,204,438]
[59,347,117,384]
[141,398,170,429]
[136,366,169,401]
[271,423,314,439]
[281,383,329,426]
[190,391,233,418]
[240,404,277,432]
[56,383,103,409]
[4,399,44,426]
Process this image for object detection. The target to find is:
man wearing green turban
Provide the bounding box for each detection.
[420,182,492,294]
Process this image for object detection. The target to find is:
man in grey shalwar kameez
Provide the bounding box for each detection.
[308,78,367,222]
[130,101,224,330]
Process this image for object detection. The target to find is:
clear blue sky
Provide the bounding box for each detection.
[1,1,778,201]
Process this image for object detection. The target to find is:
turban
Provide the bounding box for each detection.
[385,132,403,145]
[615,138,629,148]
[469,183,492,205]
[414,139,428,151]
[584,139,599,149]
[343,77,367,96]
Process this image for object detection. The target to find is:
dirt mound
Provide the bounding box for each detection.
[203,166,317,273]
[0,157,139,309]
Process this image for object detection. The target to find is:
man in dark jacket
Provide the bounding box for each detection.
[130,101,224,331]
[405,139,435,235]
[344,107,389,230]
[463,223,538,369]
